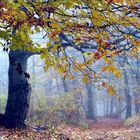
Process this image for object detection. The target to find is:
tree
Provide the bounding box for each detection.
[118,52,140,117]
[0,0,139,128]
[130,55,140,114]
[123,68,132,119]
[134,56,140,114]
[85,79,96,120]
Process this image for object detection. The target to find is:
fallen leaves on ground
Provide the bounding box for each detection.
[0,118,140,140]
[57,118,140,140]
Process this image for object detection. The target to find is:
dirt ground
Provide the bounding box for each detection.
[0,118,140,140]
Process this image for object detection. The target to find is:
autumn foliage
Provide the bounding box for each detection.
[0,0,139,102]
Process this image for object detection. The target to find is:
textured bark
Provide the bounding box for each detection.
[3,50,31,129]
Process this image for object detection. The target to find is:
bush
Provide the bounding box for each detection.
[124,114,140,126]
[27,92,84,127]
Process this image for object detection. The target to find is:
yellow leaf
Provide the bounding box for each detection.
[107,85,116,96]
[69,75,74,80]
[93,73,96,78]
[102,66,108,72]
[46,41,51,47]
[44,65,49,71]
[51,22,58,28]
[114,70,121,78]
[82,76,90,84]
[34,27,40,32]
[114,0,123,4]
[131,49,137,57]
[97,85,100,90]
[58,65,64,74]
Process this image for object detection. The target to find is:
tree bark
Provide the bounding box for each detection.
[86,80,96,121]
[134,94,140,114]
[61,77,69,93]
[3,50,31,129]
[123,69,132,119]
[135,58,140,114]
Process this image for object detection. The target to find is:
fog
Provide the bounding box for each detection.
[0,46,139,125]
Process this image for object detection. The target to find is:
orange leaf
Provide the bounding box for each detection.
[102,82,106,87]
[107,85,116,96]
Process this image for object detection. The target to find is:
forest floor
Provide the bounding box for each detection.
[0,118,140,140]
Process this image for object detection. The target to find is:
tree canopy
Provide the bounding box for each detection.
[0,0,139,83]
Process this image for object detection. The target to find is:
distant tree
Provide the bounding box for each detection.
[85,79,96,121]
[123,68,132,118]
[126,54,140,114]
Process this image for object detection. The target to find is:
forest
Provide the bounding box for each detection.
[0,0,140,139]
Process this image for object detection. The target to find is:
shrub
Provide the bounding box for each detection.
[27,92,84,127]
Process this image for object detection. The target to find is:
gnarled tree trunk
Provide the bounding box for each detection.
[3,50,31,129]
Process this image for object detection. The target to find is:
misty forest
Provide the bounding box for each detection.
[0,0,140,139]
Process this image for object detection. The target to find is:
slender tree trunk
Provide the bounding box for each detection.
[103,98,106,116]
[116,97,123,117]
[3,50,31,129]
[86,80,96,121]
[123,69,132,119]
[135,59,140,113]
[135,77,140,114]
[134,93,140,114]
[61,77,68,93]
[105,95,109,115]
[109,97,114,115]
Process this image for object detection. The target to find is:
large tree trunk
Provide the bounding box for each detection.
[3,50,31,129]
[86,80,96,121]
